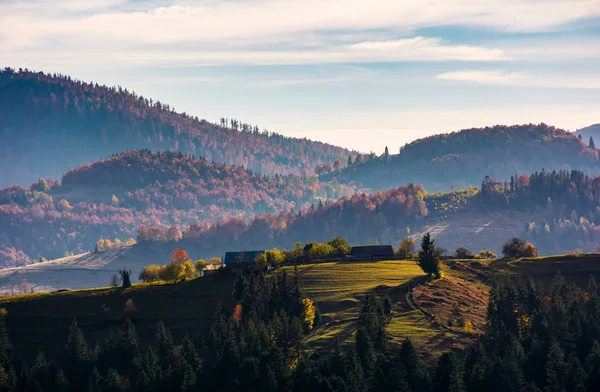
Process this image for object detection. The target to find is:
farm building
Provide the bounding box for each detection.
[224,250,265,265]
[350,245,394,261]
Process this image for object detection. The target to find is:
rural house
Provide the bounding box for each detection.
[224,250,265,265]
[350,245,394,261]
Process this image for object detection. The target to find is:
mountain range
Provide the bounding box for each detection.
[322,124,600,193]
[0,68,352,187]
[1,67,600,290]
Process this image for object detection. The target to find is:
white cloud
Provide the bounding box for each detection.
[436,70,600,89]
[0,38,507,70]
[1,0,599,67]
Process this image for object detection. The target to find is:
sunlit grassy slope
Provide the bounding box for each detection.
[291,261,461,356]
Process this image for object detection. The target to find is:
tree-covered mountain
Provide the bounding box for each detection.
[129,169,600,258]
[0,68,353,187]
[0,150,355,267]
[322,124,600,192]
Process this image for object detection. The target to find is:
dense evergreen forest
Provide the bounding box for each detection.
[1,265,600,391]
[322,124,600,192]
[0,150,355,267]
[0,68,352,187]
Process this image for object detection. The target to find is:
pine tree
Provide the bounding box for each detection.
[417,233,441,278]
[105,367,122,392]
[155,320,174,367]
[0,315,12,369]
[432,352,464,392]
[590,136,596,149]
[383,146,390,162]
[65,318,89,362]
[546,340,567,392]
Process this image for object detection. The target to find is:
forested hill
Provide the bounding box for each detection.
[0,68,353,187]
[322,124,599,192]
[0,150,356,267]
[137,169,600,257]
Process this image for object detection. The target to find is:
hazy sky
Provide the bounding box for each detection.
[2,0,600,153]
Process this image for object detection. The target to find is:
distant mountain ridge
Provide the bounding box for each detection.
[576,123,600,142]
[0,149,356,267]
[322,124,599,192]
[0,68,353,187]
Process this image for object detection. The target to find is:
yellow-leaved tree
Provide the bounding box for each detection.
[301,297,316,332]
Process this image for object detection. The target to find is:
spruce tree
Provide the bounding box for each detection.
[546,340,567,392]
[590,136,596,149]
[417,233,441,278]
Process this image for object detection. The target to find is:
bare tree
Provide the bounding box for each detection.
[119,268,132,288]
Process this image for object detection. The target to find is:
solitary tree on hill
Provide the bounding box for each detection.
[417,233,441,278]
[119,268,132,288]
[590,136,596,149]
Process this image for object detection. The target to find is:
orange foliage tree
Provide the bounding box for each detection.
[170,248,191,265]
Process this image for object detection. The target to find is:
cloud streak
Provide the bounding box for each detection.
[436,70,600,89]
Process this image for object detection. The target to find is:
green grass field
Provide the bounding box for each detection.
[291,260,459,355]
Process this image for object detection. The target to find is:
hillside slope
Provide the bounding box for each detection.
[0,68,352,187]
[0,150,356,267]
[2,254,599,362]
[323,124,599,192]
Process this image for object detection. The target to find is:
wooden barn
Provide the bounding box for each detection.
[350,245,394,261]
[224,250,265,265]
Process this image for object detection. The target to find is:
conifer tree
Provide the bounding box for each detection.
[432,352,464,392]
[417,233,441,278]
[590,136,596,149]
[546,340,567,392]
[155,320,174,367]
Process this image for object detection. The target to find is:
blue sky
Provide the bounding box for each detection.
[1,0,599,153]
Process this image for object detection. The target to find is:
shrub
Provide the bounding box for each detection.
[181,261,198,280]
[208,257,223,269]
[139,265,161,282]
[254,253,268,270]
[124,299,135,313]
[305,243,335,259]
[194,259,207,272]
[327,237,351,255]
[464,320,474,333]
[476,249,497,259]
[159,263,181,284]
[396,238,416,259]
[522,242,539,257]
[454,246,473,259]
[265,249,286,268]
[502,237,526,259]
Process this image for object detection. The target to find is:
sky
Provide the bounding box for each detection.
[1,0,600,153]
